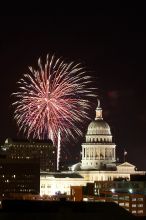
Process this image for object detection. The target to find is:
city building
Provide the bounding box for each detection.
[0,99,145,216]
[71,185,146,217]
[94,180,146,195]
[72,100,145,181]
[110,192,146,216]
[40,172,86,196]
[1,138,57,172]
[40,100,145,196]
[0,158,40,198]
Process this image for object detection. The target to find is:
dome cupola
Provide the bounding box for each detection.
[87,99,111,136]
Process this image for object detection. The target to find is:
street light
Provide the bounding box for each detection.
[111,188,115,193]
[129,188,133,193]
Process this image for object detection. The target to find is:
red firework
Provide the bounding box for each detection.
[12,54,97,144]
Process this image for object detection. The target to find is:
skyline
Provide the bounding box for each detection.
[0,13,146,170]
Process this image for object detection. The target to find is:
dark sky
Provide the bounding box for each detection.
[0,10,146,170]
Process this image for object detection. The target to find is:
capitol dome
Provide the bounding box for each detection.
[87,119,111,135]
[86,99,111,135]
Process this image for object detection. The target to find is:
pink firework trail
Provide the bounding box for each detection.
[12,55,97,144]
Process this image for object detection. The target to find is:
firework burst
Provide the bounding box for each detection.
[12,54,97,144]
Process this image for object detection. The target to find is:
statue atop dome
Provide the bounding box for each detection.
[97,98,100,108]
[95,98,103,120]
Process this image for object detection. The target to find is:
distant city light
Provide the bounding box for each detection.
[129,188,133,193]
[111,188,115,193]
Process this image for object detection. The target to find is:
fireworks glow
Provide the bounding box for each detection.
[12,54,97,144]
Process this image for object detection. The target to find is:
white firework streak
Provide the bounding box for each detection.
[12,54,97,144]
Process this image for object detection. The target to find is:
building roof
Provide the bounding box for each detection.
[40,171,83,178]
[117,162,136,168]
[87,119,111,135]
[4,138,53,145]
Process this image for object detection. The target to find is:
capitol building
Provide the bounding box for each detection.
[40,100,145,196]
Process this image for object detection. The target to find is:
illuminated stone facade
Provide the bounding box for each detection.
[40,100,146,196]
[81,100,116,170]
[40,172,86,196]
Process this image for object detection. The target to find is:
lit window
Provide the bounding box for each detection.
[137,210,143,214]
[137,198,143,201]
[119,203,124,206]
[113,195,118,199]
[138,204,143,207]
[125,203,129,207]
[119,196,124,200]
[125,196,129,200]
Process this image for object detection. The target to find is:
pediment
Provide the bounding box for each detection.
[117,162,135,168]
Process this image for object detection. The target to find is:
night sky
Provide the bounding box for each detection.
[0,11,146,170]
